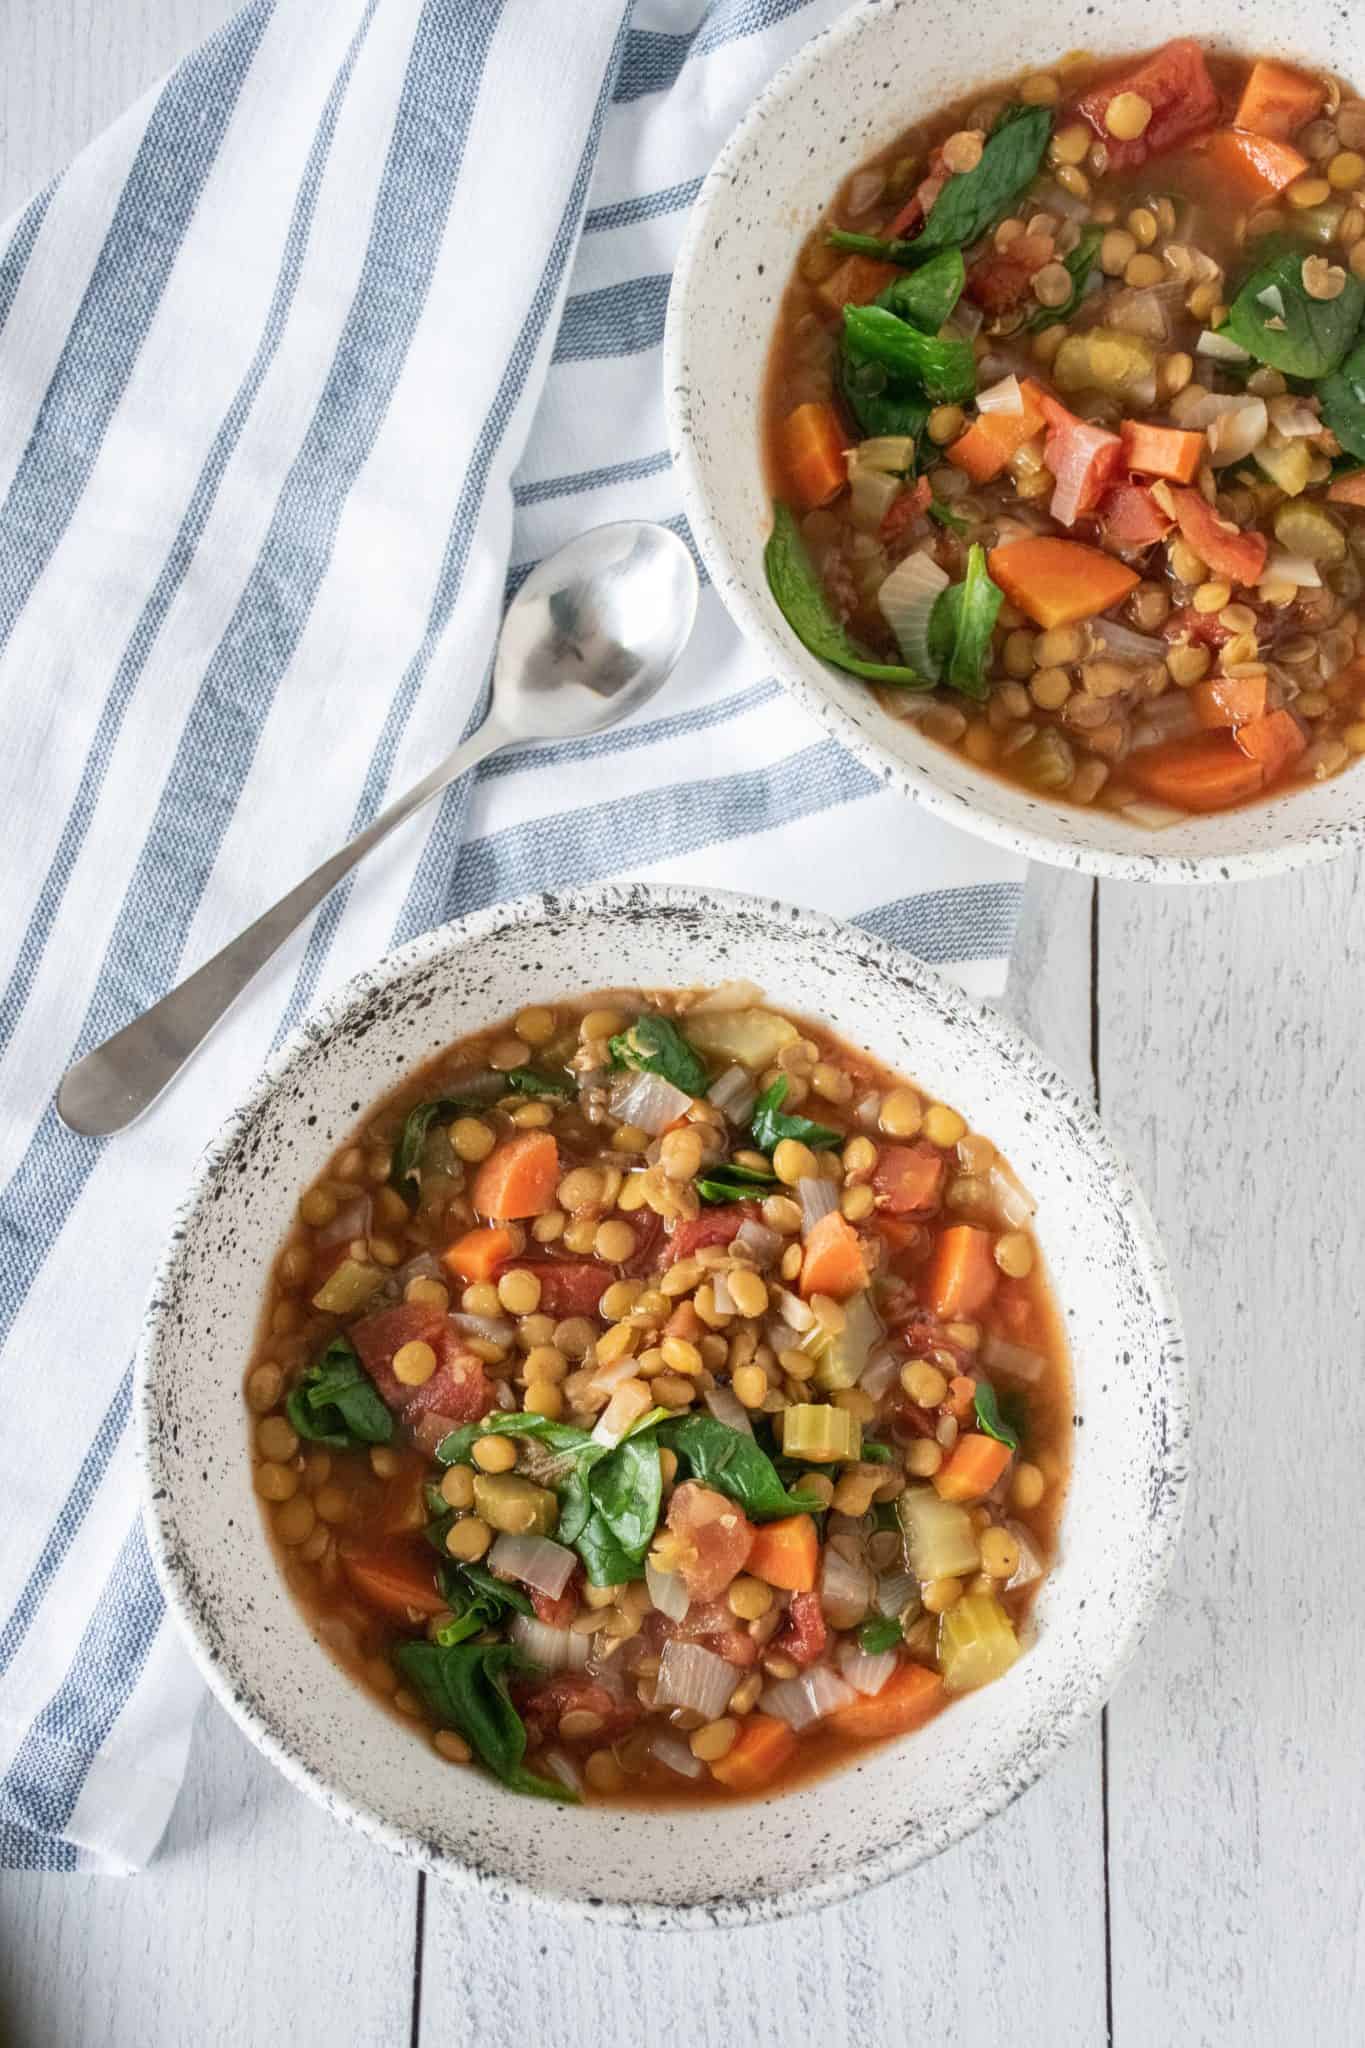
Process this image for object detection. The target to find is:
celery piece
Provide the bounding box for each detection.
[472,1474,559,1537]
[310,1258,384,1316]
[807,1289,882,1392]
[897,1483,981,1582]
[936,1592,1021,1692]
[1273,498,1348,565]
[781,1403,861,1463]
[1053,328,1157,401]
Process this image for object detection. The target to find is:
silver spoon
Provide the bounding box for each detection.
[57,521,699,1137]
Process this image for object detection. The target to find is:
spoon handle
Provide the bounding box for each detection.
[56,718,511,1137]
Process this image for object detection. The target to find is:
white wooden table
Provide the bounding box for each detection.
[4,9,1363,2044]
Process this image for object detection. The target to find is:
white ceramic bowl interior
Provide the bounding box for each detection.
[665,0,1365,882]
[139,885,1187,1926]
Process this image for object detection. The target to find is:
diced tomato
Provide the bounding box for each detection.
[351,1302,493,1424]
[883,147,950,240]
[1038,391,1124,527]
[775,1590,828,1669]
[1076,39,1220,171]
[1163,604,1235,649]
[496,1259,610,1319]
[1168,486,1268,586]
[963,233,1057,316]
[648,1598,759,1668]
[666,1482,755,1603]
[1097,481,1173,548]
[880,475,932,549]
[514,1675,641,1748]
[339,1539,447,1623]
[530,1566,583,1631]
[872,1142,945,1215]
[666,1202,761,1264]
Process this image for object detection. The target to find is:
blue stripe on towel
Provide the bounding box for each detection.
[614,0,813,102]
[583,175,702,234]
[854,884,1028,964]
[512,445,671,507]
[552,273,670,363]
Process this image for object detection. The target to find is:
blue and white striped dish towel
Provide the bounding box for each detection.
[0,0,1025,1874]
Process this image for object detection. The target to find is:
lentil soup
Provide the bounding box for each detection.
[246,990,1071,1804]
[763,40,1365,827]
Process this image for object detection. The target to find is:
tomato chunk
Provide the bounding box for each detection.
[497,1259,610,1319]
[1168,487,1268,587]
[648,1598,759,1668]
[530,1567,583,1631]
[1097,481,1173,548]
[666,1482,755,1602]
[666,1202,760,1264]
[1076,39,1220,171]
[775,1590,828,1669]
[514,1675,641,1748]
[351,1302,493,1424]
[873,1142,945,1215]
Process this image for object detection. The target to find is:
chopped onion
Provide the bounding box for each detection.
[589,1352,641,1396]
[845,167,887,219]
[609,1069,693,1135]
[733,1217,781,1267]
[395,1249,443,1289]
[703,1384,754,1436]
[1170,387,1251,431]
[439,1067,506,1105]
[771,1286,814,1333]
[947,297,983,339]
[1196,328,1251,363]
[987,1158,1036,1229]
[315,1194,373,1247]
[877,548,948,676]
[855,1091,882,1130]
[1121,799,1188,829]
[654,1639,736,1721]
[1261,548,1321,589]
[796,1175,838,1233]
[976,373,1025,416]
[876,1569,919,1618]
[837,1641,898,1696]
[1103,282,1184,341]
[820,1545,874,1628]
[450,1311,517,1345]
[690,980,766,1012]
[488,1532,578,1598]
[543,1748,583,1795]
[1267,395,1321,439]
[981,1332,1047,1382]
[859,1346,903,1399]
[1090,617,1167,664]
[710,1268,738,1316]
[1005,1519,1046,1590]
[645,1560,690,1622]
[761,1665,856,1730]
[707,1064,757,1124]
[592,1379,653,1446]
[510,1615,590,1672]
[1130,692,1199,749]
[850,462,902,534]
[651,1731,706,1780]
[1206,399,1268,467]
[1256,282,1286,319]
[856,434,917,475]
[494,1378,515,1410]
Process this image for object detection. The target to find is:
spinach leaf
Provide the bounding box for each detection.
[1025,224,1102,332]
[860,1440,894,1465]
[927,498,969,534]
[1223,243,1365,379]
[503,1066,574,1098]
[434,1561,533,1646]
[875,249,965,331]
[765,503,929,688]
[608,1013,707,1097]
[285,1337,392,1451]
[1318,335,1365,461]
[859,1615,903,1654]
[436,1411,595,1467]
[927,543,1003,702]
[657,1414,823,1520]
[390,1097,469,1208]
[828,226,931,268]
[750,1074,841,1154]
[973,1379,1020,1451]
[843,305,976,406]
[392,1642,572,1801]
[837,345,931,443]
[591,1428,662,1561]
[915,104,1053,254]
[696,1161,778,1204]
[999,1389,1030,1450]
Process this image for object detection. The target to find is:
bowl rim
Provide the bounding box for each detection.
[661,0,1365,886]
[136,880,1189,1927]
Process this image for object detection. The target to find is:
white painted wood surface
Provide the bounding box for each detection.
[3,8,1364,2044]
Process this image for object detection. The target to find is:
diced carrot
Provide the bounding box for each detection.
[1194,128,1309,199]
[339,1540,448,1621]
[471,1131,560,1220]
[1168,486,1269,587]
[1077,39,1220,171]
[1328,470,1365,508]
[1124,731,1265,811]
[664,1298,704,1343]
[933,1432,1013,1503]
[709,1713,798,1790]
[1233,708,1307,781]
[782,401,848,512]
[1193,673,1268,729]
[1120,420,1205,484]
[925,1224,998,1320]
[828,1662,945,1743]
[816,252,899,311]
[987,537,1140,629]
[1097,482,1173,547]
[945,1374,977,1424]
[799,1210,869,1300]
[948,385,1046,483]
[1234,59,1324,142]
[441,1223,522,1284]
[745,1513,820,1592]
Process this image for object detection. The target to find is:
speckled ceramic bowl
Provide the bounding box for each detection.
[664,0,1365,882]
[138,884,1187,1925]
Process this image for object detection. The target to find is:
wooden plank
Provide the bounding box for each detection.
[1099,859,1365,2044]
[0,1701,414,2048]
[418,867,1108,2048]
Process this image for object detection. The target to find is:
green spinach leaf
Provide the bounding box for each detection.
[696,1161,778,1204]
[436,1411,595,1467]
[843,304,976,406]
[590,1428,663,1561]
[859,1615,903,1654]
[765,503,930,688]
[608,1013,707,1097]
[927,498,969,534]
[973,1379,1021,1451]
[1025,224,1102,332]
[837,346,930,443]
[859,1440,894,1465]
[1224,243,1365,378]
[915,104,1053,254]
[390,1097,469,1208]
[875,248,965,331]
[749,1074,841,1154]
[433,1561,533,1646]
[657,1414,824,1520]
[285,1337,392,1451]
[503,1066,574,1098]
[1318,335,1365,461]
[392,1642,572,1801]
[927,543,1003,701]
